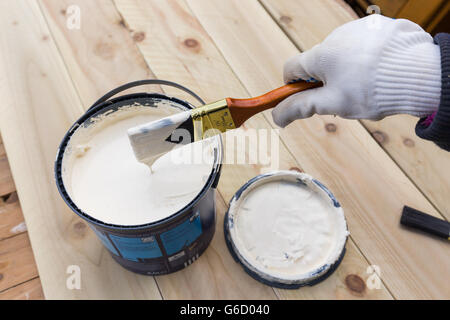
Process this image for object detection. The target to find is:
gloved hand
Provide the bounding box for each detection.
[272,14,442,128]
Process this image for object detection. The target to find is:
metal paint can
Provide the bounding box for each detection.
[224,170,348,289]
[55,80,223,275]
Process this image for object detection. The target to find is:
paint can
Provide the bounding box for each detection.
[224,170,348,289]
[55,80,223,275]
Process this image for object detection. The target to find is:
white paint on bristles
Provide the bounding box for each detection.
[127,110,192,166]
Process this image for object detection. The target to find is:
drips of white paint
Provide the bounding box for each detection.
[62,103,217,226]
[228,172,348,281]
[10,222,27,234]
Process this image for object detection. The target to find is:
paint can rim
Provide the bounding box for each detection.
[55,91,223,231]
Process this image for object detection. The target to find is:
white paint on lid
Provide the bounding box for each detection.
[227,171,348,284]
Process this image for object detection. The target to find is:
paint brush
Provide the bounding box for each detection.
[128,81,322,165]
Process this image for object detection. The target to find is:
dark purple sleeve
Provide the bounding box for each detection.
[415,33,450,151]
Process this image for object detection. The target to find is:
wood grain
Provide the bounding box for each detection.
[0,278,44,300]
[0,233,39,292]
[114,0,392,299]
[366,115,450,219]
[0,193,27,241]
[261,0,357,52]
[39,0,157,107]
[185,0,450,299]
[426,0,450,32]
[0,140,15,197]
[260,0,450,220]
[354,0,408,17]
[0,0,161,299]
[397,0,445,26]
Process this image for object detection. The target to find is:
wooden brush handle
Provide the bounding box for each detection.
[226,81,323,127]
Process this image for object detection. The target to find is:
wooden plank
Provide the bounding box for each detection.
[0,192,27,240]
[371,0,408,16]
[0,137,15,197]
[260,2,450,220]
[0,0,161,299]
[39,0,157,107]
[278,241,387,300]
[185,0,450,299]
[262,0,357,52]
[38,0,277,299]
[0,233,39,292]
[426,0,450,33]
[0,134,5,157]
[0,278,44,300]
[366,115,450,219]
[114,0,392,299]
[397,0,445,26]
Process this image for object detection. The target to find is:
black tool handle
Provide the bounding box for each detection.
[401,206,450,240]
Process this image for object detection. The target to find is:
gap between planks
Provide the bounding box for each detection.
[0,277,44,300]
[0,134,42,298]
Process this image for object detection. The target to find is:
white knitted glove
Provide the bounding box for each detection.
[272,14,442,128]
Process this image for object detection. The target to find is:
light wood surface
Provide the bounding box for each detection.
[0,0,448,300]
[39,0,157,107]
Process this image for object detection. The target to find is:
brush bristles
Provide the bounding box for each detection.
[127,111,192,162]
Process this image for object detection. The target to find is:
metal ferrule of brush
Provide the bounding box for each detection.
[191,99,236,141]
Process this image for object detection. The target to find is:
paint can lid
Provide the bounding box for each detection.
[223,170,349,289]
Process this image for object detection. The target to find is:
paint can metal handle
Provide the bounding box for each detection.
[88,79,205,111]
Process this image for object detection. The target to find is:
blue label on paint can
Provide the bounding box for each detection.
[109,234,163,262]
[91,227,120,256]
[161,212,202,255]
[90,211,204,265]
